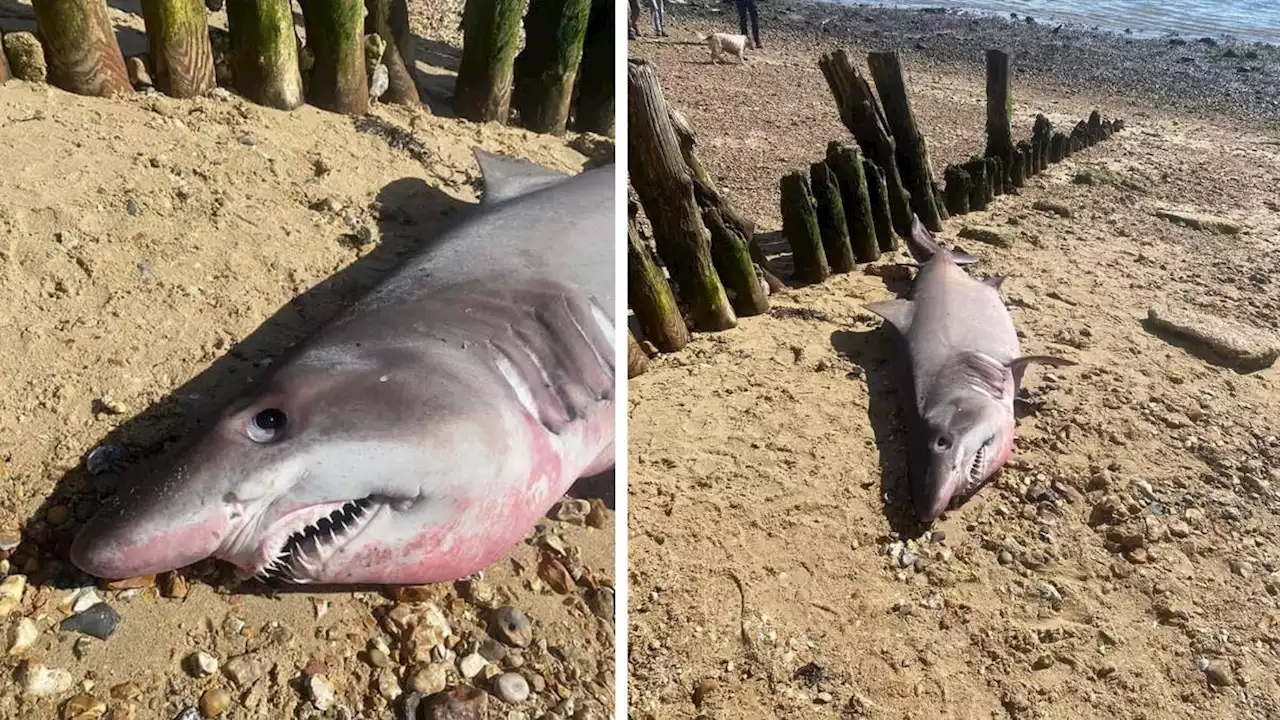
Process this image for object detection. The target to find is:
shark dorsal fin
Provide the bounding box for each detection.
[474,150,568,204]
[865,299,915,333]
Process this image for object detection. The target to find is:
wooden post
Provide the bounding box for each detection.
[364,0,421,105]
[864,159,896,253]
[627,219,690,353]
[809,161,856,273]
[627,330,649,378]
[987,155,1004,196]
[963,157,988,211]
[1088,110,1102,143]
[818,49,912,237]
[0,32,9,84]
[1031,114,1051,173]
[984,49,1014,183]
[140,0,216,97]
[1050,132,1068,162]
[932,180,948,221]
[704,207,769,317]
[31,0,132,96]
[825,143,880,261]
[226,0,304,109]
[866,50,943,232]
[572,0,614,136]
[780,171,830,283]
[943,165,970,215]
[1018,141,1033,178]
[512,0,591,135]
[301,0,370,114]
[1072,121,1088,151]
[628,59,736,332]
[455,0,526,123]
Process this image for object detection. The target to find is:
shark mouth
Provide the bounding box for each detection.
[964,441,991,495]
[259,497,379,583]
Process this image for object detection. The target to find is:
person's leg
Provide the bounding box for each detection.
[629,0,639,38]
[657,0,666,36]
[736,0,749,37]
[748,0,761,47]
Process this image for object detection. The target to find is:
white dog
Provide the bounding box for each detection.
[698,32,749,64]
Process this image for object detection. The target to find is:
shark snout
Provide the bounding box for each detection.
[71,498,230,580]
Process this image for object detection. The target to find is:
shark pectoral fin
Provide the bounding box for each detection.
[982,274,1007,290]
[474,150,569,204]
[1007,354,1078,387]
[950,248,982,266]
[864,299,915,333]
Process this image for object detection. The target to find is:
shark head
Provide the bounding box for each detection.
[915,381,1016,521]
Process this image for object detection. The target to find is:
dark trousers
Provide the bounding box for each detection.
[736,0,760,45]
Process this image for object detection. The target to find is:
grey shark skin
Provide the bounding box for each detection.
[865,217,1071,522]
[70,151,616,584]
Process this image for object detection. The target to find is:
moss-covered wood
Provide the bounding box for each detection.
[819,49,912,238]
[825,142,880,261]
[225,0,304,109]
[628,329,649,378]
[301,0,369,113]
[1008,147,1025,188]
[963,157,988,211]
[943,165,970,215]
[984,49,1014,183]
[780,171,830,283]
[867,50,943,232]
[863,158,895,253]
[627,218,690,353]
[704,207,769,316]
[140,0,216,97]
[512,0,590,135]
[454,0,525,122]
[809,160,856,273]
[364,0,420,105]
[628,59,736,332]
[572,0,614,136]
[31,0,132,96]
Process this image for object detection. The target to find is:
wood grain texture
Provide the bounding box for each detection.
[301,0,369,114]
[141,0,216,97]
[32,0,132,97]
[225,0,304,109]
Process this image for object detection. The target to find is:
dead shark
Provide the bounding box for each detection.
[865,216,1071,522]
[70,151,616,584]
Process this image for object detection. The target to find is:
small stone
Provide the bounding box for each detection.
[125,55,153,88]
[538,555,574,594]
[199,687,231,717]
[124,198,141,217]
[3,32,47,82]
[7,617,38,655]
[492,672,529,704]
[585,499,608,528]
[239,134,258,147]
[46,505,71,526]
[186,650,219,678]
[61,693,106,720]
[369,64,389,99]
[0,574,27,615]
[69,588,104,614]
[459,652,487,679]
[223,654,264,689]
[489,607,533,648]
[585,587,614,621]
[87,444,127,475]
[1031,199,1072,218]
[406,663,448,695]
[375,668,402,700]
[159,571,189,599]
[110,682,142,701]
[1031,653,1055,670]
[399,691,424,720]
[1205,660,1234,686]
[307,674,336,710]
[424,685,488,719]
[957,225,1013,248]
[60,602,120,639]
[551,499,591,525]
[693,678,719,707]
[367,647,391,668]
[21,661,74,696]
[816,691,833,704]
[478,639,508,663]
[105,575,155,591]
[1231,560,1253,578]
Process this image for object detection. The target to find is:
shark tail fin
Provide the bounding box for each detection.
[905,214,982,266]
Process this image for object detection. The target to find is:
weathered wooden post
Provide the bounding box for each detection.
[573,0,614,136]
[780,171,830,284]
[512,0,590,135]
[809,161,856,273]
[225,0,304,109]
[987,155,1003,196]
[365,0,420,104]
[1032,114,1051,172]
[0,32,11,84]
[984,49,1014,185]
[1050,131,1068,162]
[819,49,912,237]
[1071,120,1088,151]
[1018,140,1033,178]
[1009,147,1026,187]
[867,50,943,232]
[627,218,690,353]
[628,330,649,378]
[628,59,736,331]
[140,0,216,97]
[943,165,970,215]
[962,157,988,211]
[301,0,369,114]
[31,0,132,96]
[1088,110,1102,143]
[863,158,895,253]
[455,0,526,123]
[825,143,879,262]
[705,207,769,316]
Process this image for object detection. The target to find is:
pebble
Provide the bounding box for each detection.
[585,499,608,528]
[124,198,141,217]
[370,64,390,99]
[125,55,153,88]
[459,652,487,679]
[585,588,614,621]
[199,687,231,717]
[21,661,74,696]
[60,693,107,720]
[492,672,530,704]
[0,574,27,615]
[239,134,259,146]
[7,616,37,655]
[375,667,402,700]
[69,587,104,613]
[424,685,488,720]
[406,663,448,695]
[306,674,336,710]
[2,32,47,82]
[60,602,120,639]
[46,504,71,525]
[1205,660,1235,686]
[173,707,200,720]
[223,654,264,688]
[551,498,592,525]
[489,606,533,648]
[186,650,219,678]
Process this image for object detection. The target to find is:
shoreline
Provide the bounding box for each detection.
[659,0,1280,129]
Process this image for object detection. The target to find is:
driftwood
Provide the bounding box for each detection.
[628,59,736,331]
[780,171,830,283]
[627,217,690,353]
[819,49,912,237]
[31,0,132,96]
[867,50,943,232]
[512,0,591,135]
[226,0,304,109]
[809,161,856,273]
[704,207,769,316]
[628,330,649,378]
[140,0,216,97]
[984,49,1014,183]
[364,0,421,104]
[301,0,369,114]
[825,142,880,261]
[454,0,525,122]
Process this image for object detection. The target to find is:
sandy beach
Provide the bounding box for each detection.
[0,2,616,718]
[628,3,1280,719]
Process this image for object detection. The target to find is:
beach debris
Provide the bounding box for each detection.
[0,574,28,615]
[185,650,219,677]
[423,685,488,719]
[6,617,38,655]
[1146,306,1279,371]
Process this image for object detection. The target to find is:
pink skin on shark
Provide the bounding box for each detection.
[70,152,616,585]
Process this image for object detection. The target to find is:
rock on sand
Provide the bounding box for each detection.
[1146,306,1280,371]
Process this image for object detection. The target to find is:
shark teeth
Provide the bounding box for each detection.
[260,497,377,583]
[966,442,989,494]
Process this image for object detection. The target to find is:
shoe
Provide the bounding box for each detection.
[755,41,763,49]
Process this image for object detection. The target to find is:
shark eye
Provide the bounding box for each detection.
[248,409,287,443]
[934,435,952,450]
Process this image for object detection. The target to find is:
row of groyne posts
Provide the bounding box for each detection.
[626,50,1123,377]
[0,0,613,136]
